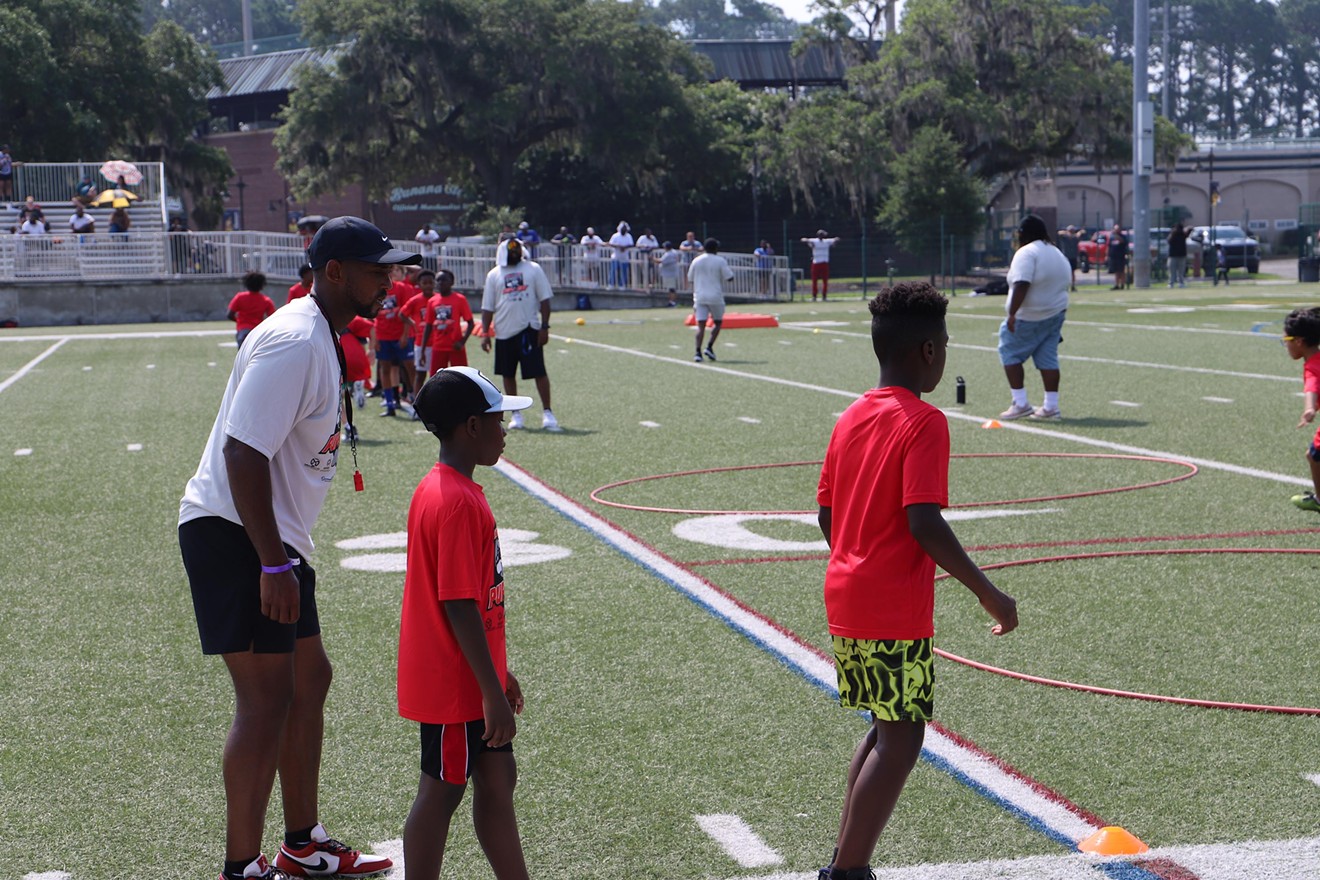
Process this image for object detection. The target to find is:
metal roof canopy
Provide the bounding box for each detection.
[208,39,846,102]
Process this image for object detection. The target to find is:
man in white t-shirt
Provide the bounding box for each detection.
[414,223,440,269]
[480,238,561,431]
[69,204,95,236]
[608,221,634,288]
[800,229,840,301]
[178,216,419,880]
[580,226,604,286]
[997,214,1072,421]
[635,227,659,289]
[688,237,735,363]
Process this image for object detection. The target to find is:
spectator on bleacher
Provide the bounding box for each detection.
[227,272,276,346]
[754,240,775,295]
[635,227,659,288]
[19,196,42,226]
[287,263,313,301]
[608,222,633,288]
[414,223,440,270]
[19,215,48,234]
[109,205,131,236]
[69,203,95,237]
[75,175,97,205]
[580,226,604,285]
[515,220,541,259]
[550,226,574,283]
[0,146,13,205]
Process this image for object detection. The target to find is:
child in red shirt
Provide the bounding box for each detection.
[815,282,1018,880]
[287,263,313,302]
[400,367,534,880]
[226,271,275,346]
[1283,307,1320,512]
[424,268,475,373]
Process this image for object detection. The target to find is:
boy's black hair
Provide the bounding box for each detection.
[242,271,267,292]
[869,281,948,361]
[437,268,455,281]
[1284,307,1320,346]
[416,268,436,280]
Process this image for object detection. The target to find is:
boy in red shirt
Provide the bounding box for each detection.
[815,282,1018,880]
[341,315,375,442]
[374,268,411,416]
[400,366,533,880]
[401,271,434,398]
[227,271,275,346]
[423,268,475,374]
[287,263,313,301]
[1283,307,1320,512]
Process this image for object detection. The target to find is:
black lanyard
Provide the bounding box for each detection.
[310,295,364,492]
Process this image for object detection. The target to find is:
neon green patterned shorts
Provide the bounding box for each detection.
[833,636,933,722]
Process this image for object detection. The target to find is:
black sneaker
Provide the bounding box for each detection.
[693,353,703,362]
[703,347,717,361]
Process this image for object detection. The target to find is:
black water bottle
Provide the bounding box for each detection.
[956,376,966,405]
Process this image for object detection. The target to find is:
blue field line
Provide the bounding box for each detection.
[494,460,1175,875]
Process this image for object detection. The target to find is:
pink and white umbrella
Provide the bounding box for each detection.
[99,160,142,186]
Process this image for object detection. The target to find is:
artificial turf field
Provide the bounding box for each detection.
[1,277,1319,880]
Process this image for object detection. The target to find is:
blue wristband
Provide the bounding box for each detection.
[261,560,296,574]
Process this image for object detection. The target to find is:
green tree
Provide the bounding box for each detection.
[877,126,983,258]
[278,0,710,212]
[139,0,298,45]
[643,0,800,38]
[873,0,1127,179]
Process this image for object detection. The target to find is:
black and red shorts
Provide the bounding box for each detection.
[419,719,514,785]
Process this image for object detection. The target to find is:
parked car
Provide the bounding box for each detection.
[1190,225,1260,273]
[1077,229,1122,272]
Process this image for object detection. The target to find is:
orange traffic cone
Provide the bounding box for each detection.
[1078,826,1149,856]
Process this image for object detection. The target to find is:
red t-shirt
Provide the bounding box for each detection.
[1304,352,1320,447]
[426,291,474,350]
[817,386,950,640]
[401,292,431,345]
[227,291,276,332]
[374,282,411,342]
[287,282,311,302]
[341,316,374,383]
[398,463,508,724]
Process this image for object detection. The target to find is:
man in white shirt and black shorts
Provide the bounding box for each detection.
[178,216,419,880]
[480,237,561,431]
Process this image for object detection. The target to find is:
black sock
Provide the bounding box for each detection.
[223,857,260,879]
[285,824,317,848]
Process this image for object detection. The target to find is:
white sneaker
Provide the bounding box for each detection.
[509,411,524,430]
[999,402,1035,420]
[1029,406,1062,421]
[542,410,562,432]
[353,381,366,409]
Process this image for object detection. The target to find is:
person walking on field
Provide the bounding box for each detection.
[997,214,1071,422]
[801,229,840,301]
[815,281,1018,880]
[1167,221,1190,288]
[227,271,276,347]
[688,237,734,363]
[178,216,419,880]
[480,238,561,432]
[1107,224,1128,289]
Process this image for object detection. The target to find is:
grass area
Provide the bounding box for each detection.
[3,280,1320,879]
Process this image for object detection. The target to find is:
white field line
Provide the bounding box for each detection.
[944,312,1282,336]
[0,329,231,342]
[1305,773,1320,787]
[695,814,784,867]
[776,320,1293,382]
[556,335,1311,488]
[492,459,1107,851]
[0,338,67,395]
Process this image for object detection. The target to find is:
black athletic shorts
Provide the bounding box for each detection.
[493,327,546,380]
[419,719,514,785]
[178,516,320,655]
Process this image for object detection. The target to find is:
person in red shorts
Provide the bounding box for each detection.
[424,269,474,374]
[815,281,1018,880]
[1283,307,1320,512]
[227,271,276,346]
[287,263,313,302]
[400,366,533,880]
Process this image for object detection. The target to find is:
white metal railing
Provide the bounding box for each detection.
[0,231,794,299]
[12,162,166,202]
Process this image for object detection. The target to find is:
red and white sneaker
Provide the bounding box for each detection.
[275,824,393,877]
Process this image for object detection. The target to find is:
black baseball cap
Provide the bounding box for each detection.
[305,216,422,269]
[414,367,532,438]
